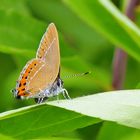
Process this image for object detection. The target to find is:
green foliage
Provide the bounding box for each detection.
[63,0,140,61]
[0,0,140,139]
[0,103,100,139]
[0,90,140,139]
[97,122,140,140]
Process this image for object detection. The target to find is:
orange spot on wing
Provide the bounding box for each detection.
[17,59,39,96]
[18,91,29,96]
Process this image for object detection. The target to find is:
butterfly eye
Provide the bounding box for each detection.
[11,88,16,94]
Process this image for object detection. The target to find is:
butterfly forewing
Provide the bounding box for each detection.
[36,23,60,84]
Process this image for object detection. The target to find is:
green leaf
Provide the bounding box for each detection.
[0,134,15,140]
[0,9,45,56]
[27,0,112,64]
[97,122,140,140]
[0,90,140,139]
[48,90,140,129]
[27,0,108,49]
[0,0,30,16]
[63,0,140,62]
[0,8,75,58]
[0,104,100,139]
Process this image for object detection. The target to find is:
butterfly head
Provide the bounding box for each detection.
[11,88,21,99]
[11,87,30,100]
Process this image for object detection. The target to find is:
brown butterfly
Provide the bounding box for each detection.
[12,23,70,103]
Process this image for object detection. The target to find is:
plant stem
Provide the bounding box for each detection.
[112,0,138,90]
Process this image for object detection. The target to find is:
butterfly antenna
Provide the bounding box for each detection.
[63,71,91,79]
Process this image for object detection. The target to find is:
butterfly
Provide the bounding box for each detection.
[11,23,70,103]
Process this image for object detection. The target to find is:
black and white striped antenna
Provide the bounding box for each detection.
[63,71,91,79]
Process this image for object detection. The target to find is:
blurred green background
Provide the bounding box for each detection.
[0,0,140,139]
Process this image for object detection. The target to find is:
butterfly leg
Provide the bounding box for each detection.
[62,89,71,99]
[62,91,67,99]
[37,96,45,104]
[37,97,41,104]
[40,97,44,103]
[37,89,45,103]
